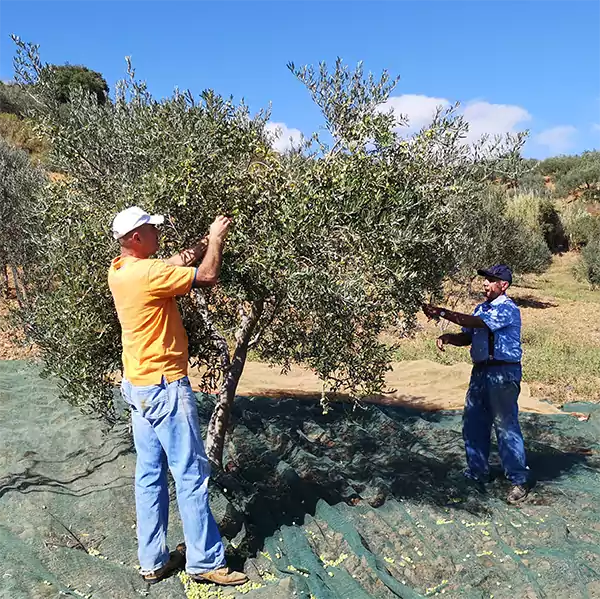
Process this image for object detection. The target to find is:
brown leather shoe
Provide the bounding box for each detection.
[507,484,529,504]
[189,566,248,586]
[142,543,186,585]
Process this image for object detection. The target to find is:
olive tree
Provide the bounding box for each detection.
[0,137,45,298]
[9,40,527,467]
[554,151,600,201]
[538,155,580,179]
[459,187,552,278]
[40,63,109,106]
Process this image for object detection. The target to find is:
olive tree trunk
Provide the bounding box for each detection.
[199,297,264,468]
[1,263,8,298]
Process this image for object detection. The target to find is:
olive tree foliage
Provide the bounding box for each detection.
[9,40,526,466]
[554,151,600,202]
[0,137,45,298]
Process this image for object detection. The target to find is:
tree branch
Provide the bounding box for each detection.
[248,297,282,349]
[192,289,231,376]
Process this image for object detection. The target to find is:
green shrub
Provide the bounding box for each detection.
[40,64,109,106]
[581,235,600,286]
[505,192,566,252]
[0,81,34,116]
[560,200,600,248]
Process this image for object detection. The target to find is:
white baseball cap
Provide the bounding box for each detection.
[112,206,165,240]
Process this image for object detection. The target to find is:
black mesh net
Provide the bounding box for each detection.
[1,360,599,599]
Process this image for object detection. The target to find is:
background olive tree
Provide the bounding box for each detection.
[0,137,45,298]
[8,39,531,467]
[40,63,109,106]
[554,151,600,202]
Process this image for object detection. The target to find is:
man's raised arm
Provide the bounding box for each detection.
[165,237,209,267]
[193,216,232,288]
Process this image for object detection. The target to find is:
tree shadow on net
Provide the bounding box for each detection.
[519,416,600,491]
[203,393,594,565]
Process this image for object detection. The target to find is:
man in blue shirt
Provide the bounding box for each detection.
[423,264,529,504]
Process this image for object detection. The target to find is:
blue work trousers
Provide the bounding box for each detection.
[121,376,225,575]
[463,366,529,486]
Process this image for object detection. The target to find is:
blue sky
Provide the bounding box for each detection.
[1,1,598,158]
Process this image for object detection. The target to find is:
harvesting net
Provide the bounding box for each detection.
[1,360,600,599]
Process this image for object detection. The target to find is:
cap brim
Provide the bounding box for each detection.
[477,268,511,283]
[148,214,164,225]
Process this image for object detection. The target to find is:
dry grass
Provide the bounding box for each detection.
[0,113,49,161]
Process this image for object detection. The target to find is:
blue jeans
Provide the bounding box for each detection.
[121,376,225,574]
[463,366,529,486]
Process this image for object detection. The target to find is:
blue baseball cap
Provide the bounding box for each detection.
[477,264,513,284]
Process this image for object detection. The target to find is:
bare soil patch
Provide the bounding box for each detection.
[0,301,37,360]
[191,359,564,415]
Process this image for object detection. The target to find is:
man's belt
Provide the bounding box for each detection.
[474,359,521,367]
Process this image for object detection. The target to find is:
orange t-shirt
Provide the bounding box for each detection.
[108,256,196,385]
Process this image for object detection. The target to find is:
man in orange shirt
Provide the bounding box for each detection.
[108,206,247,587]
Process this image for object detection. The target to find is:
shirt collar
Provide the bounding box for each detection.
[488,293,508,306]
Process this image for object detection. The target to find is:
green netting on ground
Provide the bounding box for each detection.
[2,360,600,599]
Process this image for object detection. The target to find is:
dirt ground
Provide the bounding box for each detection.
[190,359,564,416]
[0,302,37,361]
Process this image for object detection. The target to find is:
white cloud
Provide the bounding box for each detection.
[593,123,600,133]
[461,101,531,143]
[379,94,450,131]
[379,94,531,144]
[267,95,576,158]
[534,126,578,154]
[265,122,303,153]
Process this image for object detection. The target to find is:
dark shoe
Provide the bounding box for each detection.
[142,543,186,585]
[189,566,248,586]
[463,469,488,493]
[463,469,489,484]
[507,484,528,504]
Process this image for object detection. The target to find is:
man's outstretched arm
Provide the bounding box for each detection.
[423,304,486,329]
